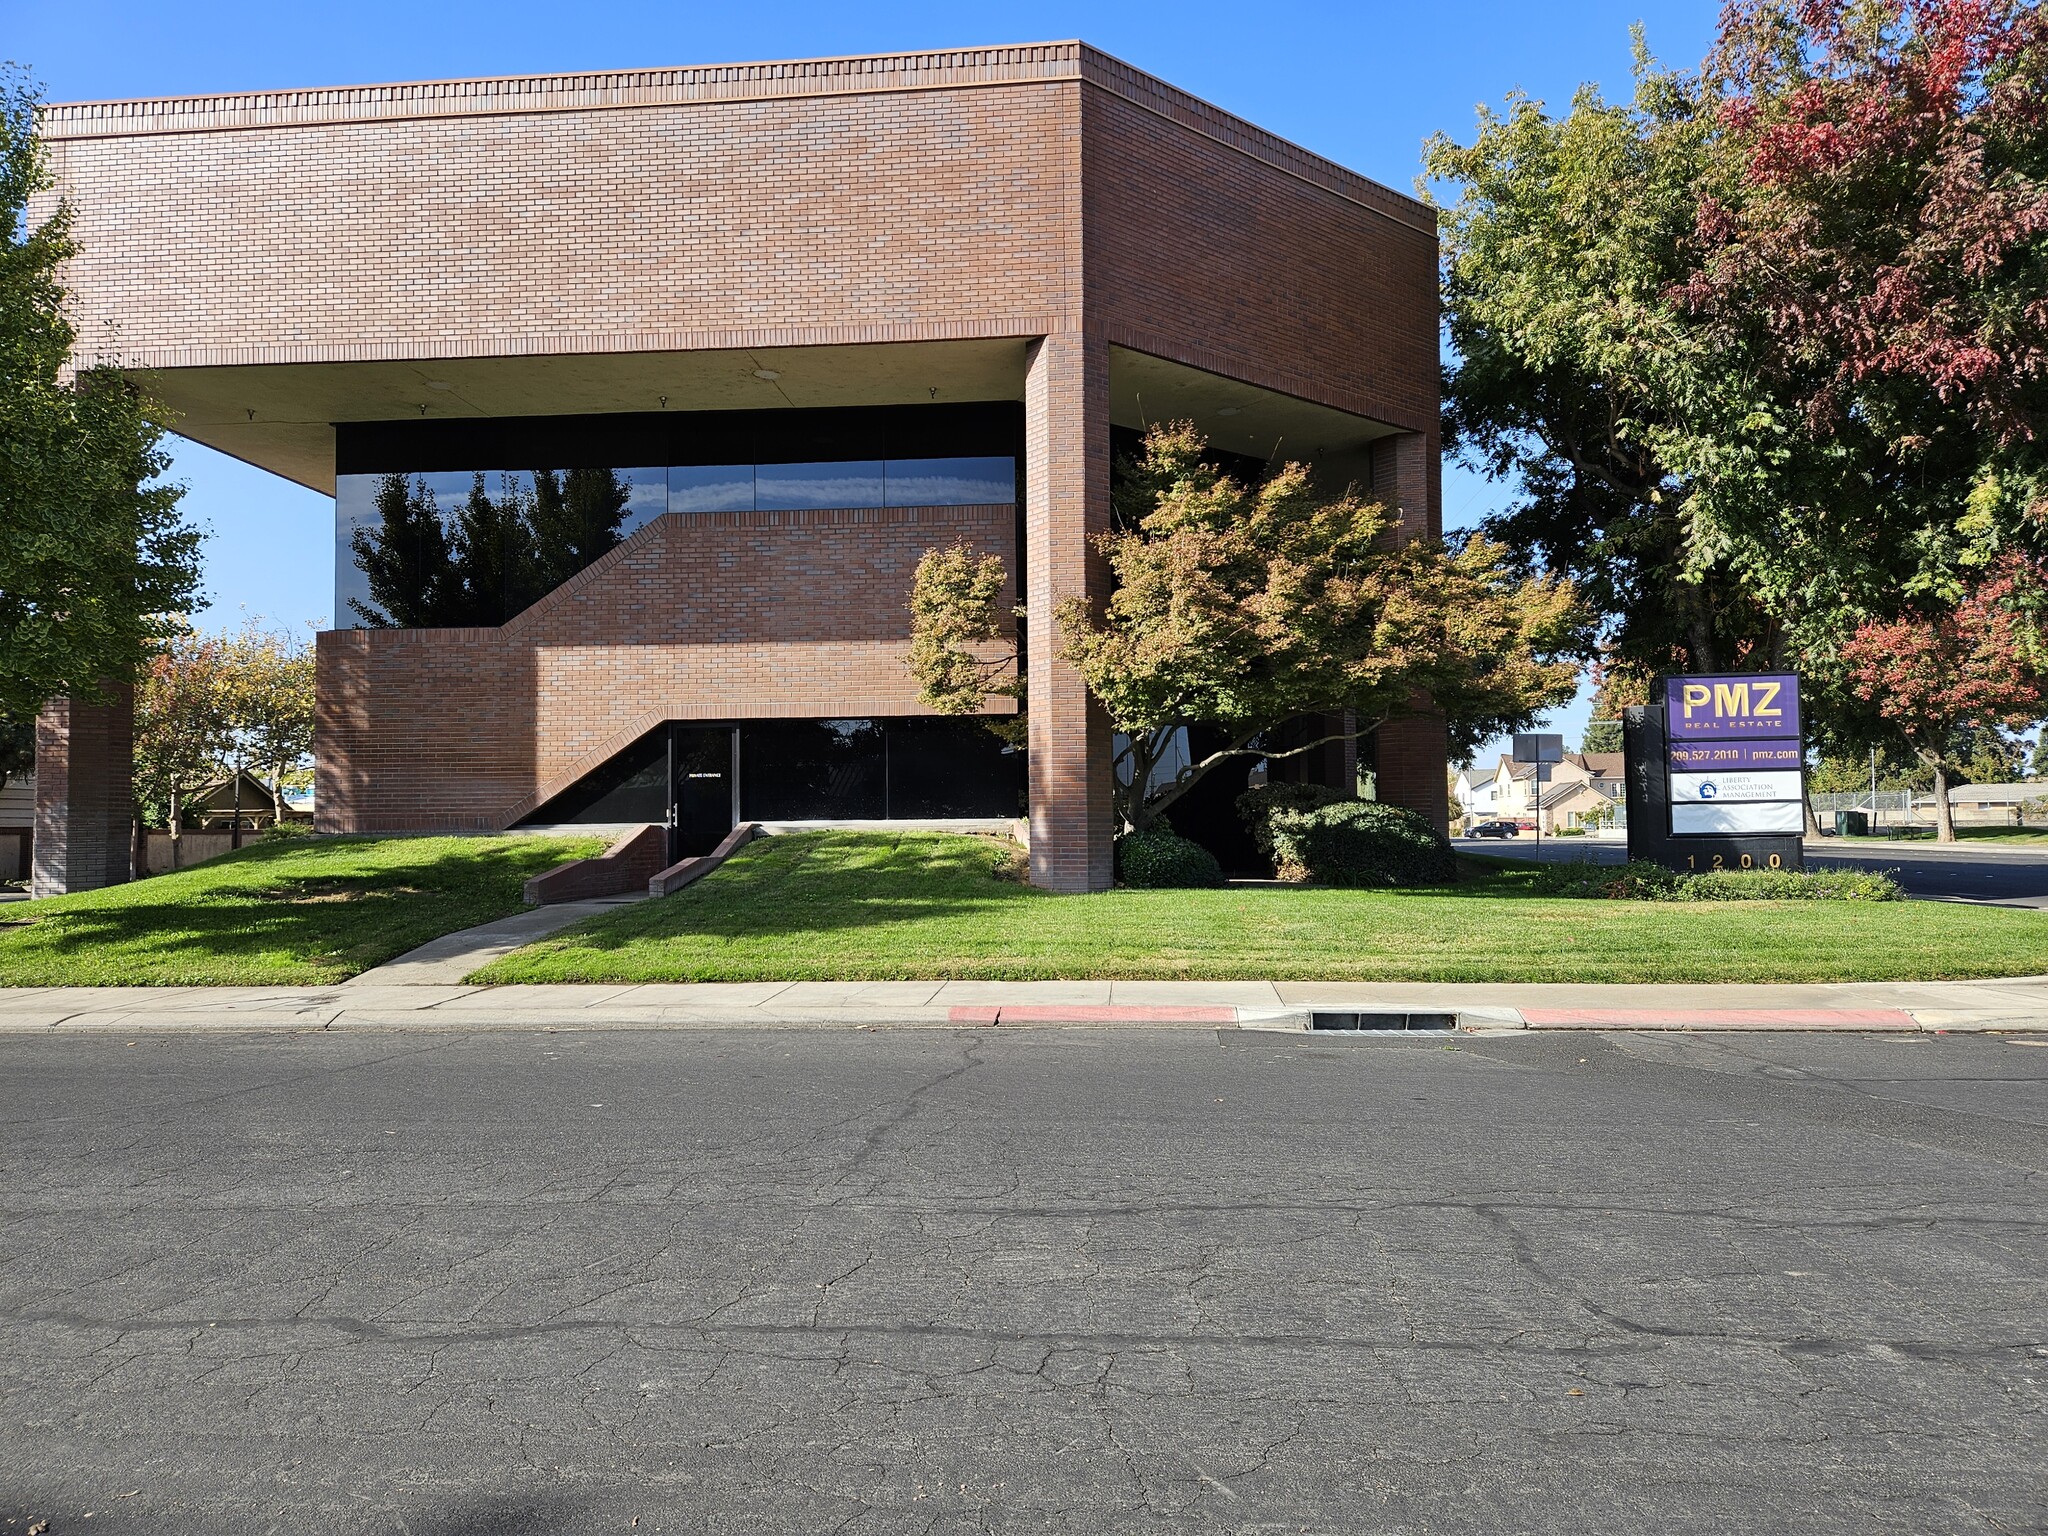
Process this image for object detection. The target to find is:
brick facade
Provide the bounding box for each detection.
[46,43,1443,892]
[317,503,1015,832]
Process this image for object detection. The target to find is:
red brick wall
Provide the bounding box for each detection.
[32,690,134,896]
[43,69,1084,369]
[316,503,1015,832]
[1083,87,1439,434]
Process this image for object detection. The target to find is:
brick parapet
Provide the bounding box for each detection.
[40,42,1430,233]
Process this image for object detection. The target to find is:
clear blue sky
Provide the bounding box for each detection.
[13,0,1723,758]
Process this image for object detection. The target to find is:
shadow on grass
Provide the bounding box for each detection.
[0,835,601,984]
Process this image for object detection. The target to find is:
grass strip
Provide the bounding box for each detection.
[0,833,607,986]
[473,830,2048,986]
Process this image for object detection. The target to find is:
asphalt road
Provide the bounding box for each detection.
[3,1025,2044,1535]
[1458,834,2048,905]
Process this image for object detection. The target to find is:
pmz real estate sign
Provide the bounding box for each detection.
[1624,674,1806,872]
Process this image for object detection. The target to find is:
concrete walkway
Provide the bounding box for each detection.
[4,974,2048,1034]
[341,893,645,985]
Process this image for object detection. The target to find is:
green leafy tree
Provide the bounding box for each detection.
[0,68,203,723]
[907,542,1024,746]
[0,716,30,794]
[1580,719,1624,754]
[909,424,1587,832]
[1429,3,2048,738]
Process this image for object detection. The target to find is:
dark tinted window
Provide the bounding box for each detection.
[886,717,1025,817]
[522,724,668,824]
[741,719,886,819]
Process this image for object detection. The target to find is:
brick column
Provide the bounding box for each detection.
[32,689,135,897]
[1024,331,1114,892]
[1371,429,1449,835]
[1372,430,1440,541]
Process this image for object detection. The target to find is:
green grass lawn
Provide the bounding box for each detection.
[472,830,2048,986]
[0,833,607,986]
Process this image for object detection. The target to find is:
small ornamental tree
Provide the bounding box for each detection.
[219,619,316,821]
[132,627,232,857]
[908,423,1587,833]
[1838,560,2048,841]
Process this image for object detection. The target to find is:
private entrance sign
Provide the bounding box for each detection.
[1624,673,1807,872]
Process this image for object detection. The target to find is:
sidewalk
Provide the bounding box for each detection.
[3,976,2048,1034]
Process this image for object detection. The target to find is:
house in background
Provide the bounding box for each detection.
[1455,748,1627,833]
[0,775,31,883]
[180,770,314,833]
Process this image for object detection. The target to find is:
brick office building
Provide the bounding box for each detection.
[35,43,1444,895]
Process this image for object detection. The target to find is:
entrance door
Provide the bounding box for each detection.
[670,727,736,860]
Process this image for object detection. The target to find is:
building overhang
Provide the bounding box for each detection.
[137,338,1402,494]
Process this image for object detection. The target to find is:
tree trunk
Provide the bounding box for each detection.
[1931,760,1956,843]
[169,786,182,870]
[271,765,286,826]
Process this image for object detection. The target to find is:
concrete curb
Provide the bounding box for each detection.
[0,992,2043,1036]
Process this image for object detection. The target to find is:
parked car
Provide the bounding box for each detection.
[1467,820,1521,839]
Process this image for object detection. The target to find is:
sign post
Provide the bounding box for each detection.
[1624,673,1806,873]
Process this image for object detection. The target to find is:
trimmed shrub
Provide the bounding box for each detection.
[1530,858,1902,902]
[1235,782,1348,861]
[1674,866,1903,901]
[1263,800,1457,887]
[1117,824,1225,888]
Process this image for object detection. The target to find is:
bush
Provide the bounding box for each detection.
[1528,859,1682,899]
[1263,800,1457,887]
[1530,858,1902,902]
[1673,866,1903,901]
[1235,782,1348,861]
[1116,823,1225,888]
[262,820,314,841]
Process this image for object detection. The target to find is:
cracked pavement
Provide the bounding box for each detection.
[1,1024,2043,1533]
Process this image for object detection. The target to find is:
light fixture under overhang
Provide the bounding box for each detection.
[424,380,453,391]
[1215,406,1241,417]
[752,369,782,382]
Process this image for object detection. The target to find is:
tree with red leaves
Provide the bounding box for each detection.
[1839,557,2047,839]
[1677,0,2048,624]
[1434,0,2048,762]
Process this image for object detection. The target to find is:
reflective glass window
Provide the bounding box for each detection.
[884,457,1016,507]
[336,466,666,628]
[754,461,885,511]
[667,464,754,514]
[740,719,886,819]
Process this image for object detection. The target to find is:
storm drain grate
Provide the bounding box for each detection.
[1310,1011,1460,1033]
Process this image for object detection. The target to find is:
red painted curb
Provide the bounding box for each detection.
[1520,1007,1917,1031]
[948,1005,1238,1025]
